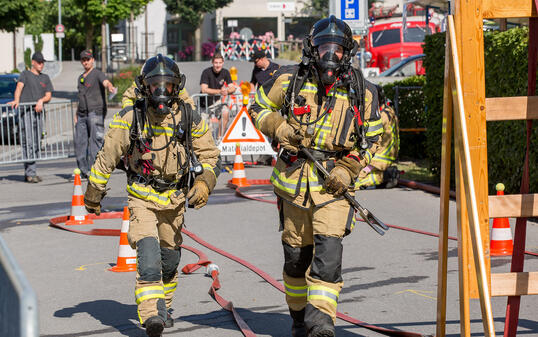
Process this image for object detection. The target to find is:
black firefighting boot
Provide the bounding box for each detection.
[290,308,307,337]
[164,311,173,328]
[145,316,165,337]
[304,304,335,337]
[383,165,400,189]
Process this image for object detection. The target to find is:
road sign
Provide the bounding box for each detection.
[341,0,359,20]
[267,2,295,11]
[55,32,65,39]
[330,0,368,34]
[227,20,238,28]
[218,107,276,156]
[55,24,65,33]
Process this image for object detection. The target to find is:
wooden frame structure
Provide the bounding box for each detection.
[436,1,538,337]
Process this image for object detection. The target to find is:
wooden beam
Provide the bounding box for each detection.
[448,14,496,337]
[482,0,538,19]
[435,30,454,337]
[491,272,538,296]
[486,96,538,121]
[489,193,538,218]
[454,0,491,302]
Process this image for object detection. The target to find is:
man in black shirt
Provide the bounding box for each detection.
[200,53,235,139]
[250,48,280,90]
[250,48,279,165]
[75,50,117,178]
[8,52,53,183]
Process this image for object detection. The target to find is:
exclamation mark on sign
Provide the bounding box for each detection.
[241,116,247,137]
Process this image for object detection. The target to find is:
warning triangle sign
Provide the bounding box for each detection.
[221,106,265,143]
[218,105,276,156]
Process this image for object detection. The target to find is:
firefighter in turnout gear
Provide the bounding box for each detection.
[356,97,399,189]
[84,54,220,337]
[248,16,384,337]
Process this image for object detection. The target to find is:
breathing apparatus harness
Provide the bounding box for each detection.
[282,34,369,150]
[118,75,203,192]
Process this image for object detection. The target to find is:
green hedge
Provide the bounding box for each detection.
[423,28,538,193]
[110,66,141,103]
[382,76,427,159]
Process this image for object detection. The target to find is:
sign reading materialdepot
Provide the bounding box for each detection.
[218,107,276,156]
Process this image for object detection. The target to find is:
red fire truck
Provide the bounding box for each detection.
[364,16,438,73]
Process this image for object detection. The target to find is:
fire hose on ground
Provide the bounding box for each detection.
[48,177,537,336]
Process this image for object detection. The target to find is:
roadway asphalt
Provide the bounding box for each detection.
[1,157,538,337]
[1,60,538,337]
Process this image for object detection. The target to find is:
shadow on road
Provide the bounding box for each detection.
[178,307,365,337]
[50,299,143,336]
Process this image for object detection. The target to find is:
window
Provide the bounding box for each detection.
[371,28,400,47]
[403,26,432,43]
[0,78,17,99]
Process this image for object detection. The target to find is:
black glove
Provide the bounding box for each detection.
[84,184,105,216]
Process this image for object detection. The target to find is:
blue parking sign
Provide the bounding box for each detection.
[341,0,359,20]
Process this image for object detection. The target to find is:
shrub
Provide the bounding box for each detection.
[111,66,141,103]
[382,76,427,159]
[422,28,538,193]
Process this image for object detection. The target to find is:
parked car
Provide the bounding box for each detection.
[367,54,425,85]
[0,73,20,143]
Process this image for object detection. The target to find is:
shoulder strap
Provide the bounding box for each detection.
[282,65,309,115]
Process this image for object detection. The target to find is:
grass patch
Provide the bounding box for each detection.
[396,159,436,184]
[278,49,302,62]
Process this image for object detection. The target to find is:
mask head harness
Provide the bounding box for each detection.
[136,54,186,115]
[304,15,358,85]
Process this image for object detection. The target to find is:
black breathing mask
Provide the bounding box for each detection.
[316,43,344,85]
[149,83,173,115]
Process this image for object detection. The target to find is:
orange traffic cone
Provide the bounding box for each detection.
[66,168,93,225]
[230,143,250,187]
[490,183,513,256]
[109,207,137,272]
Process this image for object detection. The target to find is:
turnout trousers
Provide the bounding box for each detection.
[74,111,105,177]
[127,194,185,325]
[279,196,355,326]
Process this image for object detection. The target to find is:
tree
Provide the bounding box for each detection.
[0,0,39,69]
[0,0,38,32]
[163,0,233,61]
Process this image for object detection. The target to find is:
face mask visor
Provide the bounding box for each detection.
[146,76,178,114]
[317,42,344,61]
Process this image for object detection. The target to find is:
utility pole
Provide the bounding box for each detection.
[130,11,135,64]
[58,0,62,62]
[144,5,148,59]
[101,0,107,72]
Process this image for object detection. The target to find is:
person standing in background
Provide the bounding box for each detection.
[200,53,235,139]
[75,50,117,179]
[8,52,53,183]
[249,48,280,90]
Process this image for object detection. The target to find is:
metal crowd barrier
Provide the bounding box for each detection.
[0,100,74,165]
[216,39,275,61]
[0,234,39,336]
[191,92,255,142]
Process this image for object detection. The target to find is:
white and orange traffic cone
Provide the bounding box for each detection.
[66,168,93,225]
[109,207,137,272]
[229,143,250,187]
[490,183,513,256]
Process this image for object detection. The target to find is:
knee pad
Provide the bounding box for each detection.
[137,237,161,282]
[161,247,181,282]
[283,241,313,278]
[309,235,343,283]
